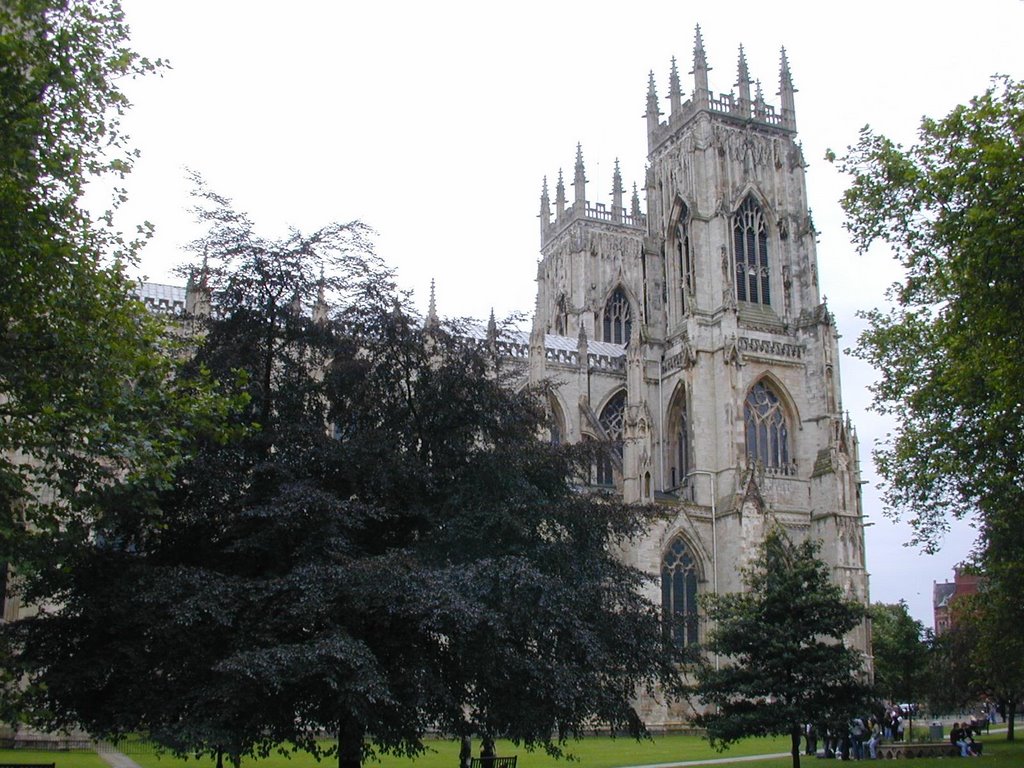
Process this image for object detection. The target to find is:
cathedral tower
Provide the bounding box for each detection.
[531,30,869,725]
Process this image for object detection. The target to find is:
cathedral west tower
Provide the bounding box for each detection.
[529,28,870,724]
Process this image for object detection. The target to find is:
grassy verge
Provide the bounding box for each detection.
[127,733,792,768]
[5,734,1024,768]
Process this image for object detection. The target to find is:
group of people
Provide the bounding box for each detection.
[804,715,885,760]
[802,704,987,760]
[950,722,983,757]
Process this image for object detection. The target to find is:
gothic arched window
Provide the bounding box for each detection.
[675,206,694,313]
[744,380,790,470]
[602,287,632,344]
[548,396,566,446]
[554,294,568,336]
[595,390,625,486]
[667,391,690,489]
[661,537,699,648]
[733,196,770,306]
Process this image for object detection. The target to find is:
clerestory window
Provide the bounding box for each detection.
[733,196,770,306]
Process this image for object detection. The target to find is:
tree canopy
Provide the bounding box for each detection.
[692,529,870,768]
[870,602,929,732]
[12,185,686,768]
[835,78,1024,582]
[0,0,230,720]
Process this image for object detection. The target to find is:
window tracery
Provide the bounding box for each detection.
[661,536,698,648]
[733,196,770,306]
[744,380,790,471]
[602,287,632,344]
[595,390,625,486]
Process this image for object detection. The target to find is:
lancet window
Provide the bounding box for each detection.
[595,390,625,486]
[602,287,632,344]
[744,380,790,471]
[675,206,694,313]
[667,392,690,489]
[661,537,699,648]
[554,294,568,336]
[733,196,770,306]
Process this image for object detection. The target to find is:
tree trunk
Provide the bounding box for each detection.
[1007,700,1016,741]
[216,747,223,768]
[459,735,472,768]
[790,725,802,768]
[338,720,364,768]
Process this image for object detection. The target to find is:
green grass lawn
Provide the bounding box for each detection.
[5,734,1024,768]
[126,733,792,768]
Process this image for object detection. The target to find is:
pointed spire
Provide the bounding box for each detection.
[486,308,498,345]
[540,176,551,232]
[691,24,710,108]
[754,79,767,121]
[630,182,642,221]
[426,278,438,329]
[577,319,589,359]
[313,262,328,324]
[668,56,682,115]
[573,143,586,207]
[644,71,661,138]
[778,46,797,131]
[289,288,302,316]
[611,159,624,223]
[186,248,211,318]
[555,168,566,217]
[736,45,751,118]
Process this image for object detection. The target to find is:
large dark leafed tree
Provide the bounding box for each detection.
[835,78,1024,736]
[0,0,227,721]
[692,529,871,768]
[16,184,686,768]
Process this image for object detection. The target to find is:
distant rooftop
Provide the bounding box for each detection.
[133,281,186,316]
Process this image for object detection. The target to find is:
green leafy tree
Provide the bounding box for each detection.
[836,79,1024,741]
[693,528,871,768]
[15,187,686,768]
[0,0,231,721]
[870,602,930,732]
[942,592,1024,740]
[835,77,1024,584]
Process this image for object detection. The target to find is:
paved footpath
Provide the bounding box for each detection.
[621,755,790,768]
[93,750,794,768]
[96,747,145,768]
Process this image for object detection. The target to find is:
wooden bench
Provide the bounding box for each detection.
[470,757,517,768]
[0,763,57,768]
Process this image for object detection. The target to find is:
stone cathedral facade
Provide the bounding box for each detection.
[6,29,872,732]
[522,30,870,724]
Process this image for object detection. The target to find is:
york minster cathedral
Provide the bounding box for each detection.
[510,29,871,723]
[131,29,871,728]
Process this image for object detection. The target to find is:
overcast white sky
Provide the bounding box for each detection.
[109,0,1023,626]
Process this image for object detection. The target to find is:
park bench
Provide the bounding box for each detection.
[470,757,517,768]
[0,763,57,768]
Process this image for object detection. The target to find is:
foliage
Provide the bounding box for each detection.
[942,591,1024,740]
[692,529,871,768]
[0,0,232,722]
[834,78,1024,583]
[13,187,686,768]
[870,602,930,710]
